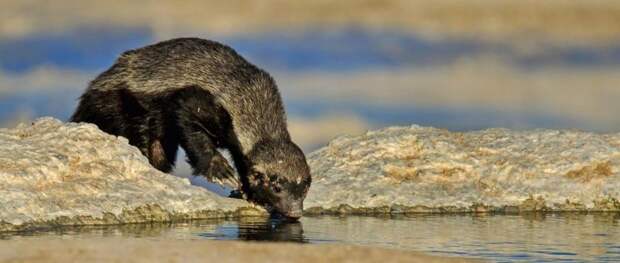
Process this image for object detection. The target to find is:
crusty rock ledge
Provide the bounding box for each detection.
[3,118,620,231]
[0,118,266,232]
[303,125,620,215]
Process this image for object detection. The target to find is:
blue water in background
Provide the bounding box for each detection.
[1,26,617,132]
[0,26,151,73]
[3,27,620,73]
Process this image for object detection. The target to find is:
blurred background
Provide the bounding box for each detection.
[2,0,620,178]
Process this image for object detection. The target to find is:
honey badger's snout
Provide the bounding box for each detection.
[245,139,312,220]
[272,199,304,219]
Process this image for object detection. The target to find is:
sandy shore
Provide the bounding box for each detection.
[0,238,478,263]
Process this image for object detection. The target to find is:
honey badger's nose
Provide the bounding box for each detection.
[272,200,303,220]
[270,209,302,221]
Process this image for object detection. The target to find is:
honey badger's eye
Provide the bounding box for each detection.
[268,174,278,182]
[252,172,263,180]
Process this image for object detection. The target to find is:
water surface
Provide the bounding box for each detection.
[3,214,619,262]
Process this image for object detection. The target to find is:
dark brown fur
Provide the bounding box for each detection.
[71,38,311,219]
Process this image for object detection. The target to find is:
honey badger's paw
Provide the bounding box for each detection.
[203,154,239,189]
[228,189,245,199]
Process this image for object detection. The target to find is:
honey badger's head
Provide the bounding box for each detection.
[244,139,311,220]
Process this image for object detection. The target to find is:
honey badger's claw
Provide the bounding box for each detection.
[206,155,238,188]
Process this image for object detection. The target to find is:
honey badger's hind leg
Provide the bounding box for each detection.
[71,86,178,172]
[170,86,239,189]
[117,89,179,172]
[145,97,179,173]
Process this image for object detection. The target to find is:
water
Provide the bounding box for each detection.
[2,213,619,262]
[4,27,620,135]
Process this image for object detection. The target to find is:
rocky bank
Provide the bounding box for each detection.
[2,118,620,231]
[0,118,265,232]
[304,125,620,214]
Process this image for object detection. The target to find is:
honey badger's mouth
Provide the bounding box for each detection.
[263,203,303,221]
[229,188,303,220]
[269,210,302,221]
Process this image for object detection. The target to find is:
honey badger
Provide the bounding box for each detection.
[71,38,311,219]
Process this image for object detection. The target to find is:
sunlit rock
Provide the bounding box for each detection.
[305,125,620,214]
[0,118,265,232]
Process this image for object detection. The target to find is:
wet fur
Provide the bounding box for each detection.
[71,38,311,217]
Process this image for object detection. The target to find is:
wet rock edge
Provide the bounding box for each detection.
[303,196,620,216]
[0,205,267,233]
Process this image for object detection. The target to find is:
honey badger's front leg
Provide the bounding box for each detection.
[180,131,237,187]
[173,88,240,189]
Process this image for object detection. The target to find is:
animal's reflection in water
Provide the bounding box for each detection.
[198,217,306,243]
[237,217,306,242]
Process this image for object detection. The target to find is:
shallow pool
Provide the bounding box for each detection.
[2,213,619,262]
